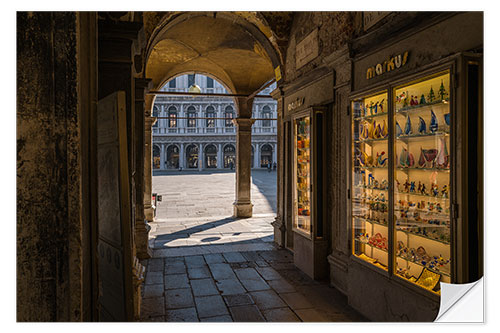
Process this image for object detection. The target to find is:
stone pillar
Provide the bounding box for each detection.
[217,143,223,169]
[160,143,165,170]
[273,143,277,164]
[254,143,260,169]
[134,78,153,260]
[199,143,204,171]
[233,97,255,217]
[144,116,157,222]
[179,143,185,169]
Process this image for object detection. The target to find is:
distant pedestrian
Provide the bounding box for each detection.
[267,162,272,172]
[178,166,182,172]
[273,162,277,171]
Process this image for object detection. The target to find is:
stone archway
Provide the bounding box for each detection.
[166,144,179,169]
[223,144,236,169]
[204,144,218,168]
[186,144,199,169]
[260,143,273,167]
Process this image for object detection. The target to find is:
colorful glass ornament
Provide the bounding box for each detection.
[395,121,403,137]
[438,80,448,101]
[407,151,415,167]
[428,86,436,103]
[418,116,427,134]
[420,94,426,105]
[430,110,438,133]
[444,113,450,126]
[379,99,385,113]
[404,116,412,135]
[382,120,388,138]
[374,122,382,138]
[368,121,375,139]
[399,147,409,167]
[435,137,449,168]
[377,151,388,167]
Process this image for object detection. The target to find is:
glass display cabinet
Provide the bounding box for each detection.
[292,107,327,279]
[351,92,389,271]
[293,114,312,235]
[350,68,465,294]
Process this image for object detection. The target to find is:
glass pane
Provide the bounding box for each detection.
[393,72,451,292]
[352,92,389,270]
[293,116,311,235]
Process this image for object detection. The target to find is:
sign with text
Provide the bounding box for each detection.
[296,28,319,69]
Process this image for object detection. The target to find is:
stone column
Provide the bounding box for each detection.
[144,116,157,222]
[273,143,277,164]
[179,143,185,169]
[233,97,255,217]
[217,143,223,169]
[134,78,153,260]
[160,143,165,170]
[199,143,204,171]
[254,143,260,169]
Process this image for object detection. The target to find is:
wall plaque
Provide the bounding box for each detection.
[296,28,319,69]
[364,12,390,31]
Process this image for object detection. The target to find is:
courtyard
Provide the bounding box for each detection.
[139,170,366,322]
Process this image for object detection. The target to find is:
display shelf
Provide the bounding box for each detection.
[355,238,388,253]
[395,208,450,217]
[354,112,388,121]
[397,227,450,245]
[355,137,388,144]
[396,100,449,115]
[396,254,451,277]
[355,166,388,170]
[396,132,449,141]
[354,185,389,192]
[353,215,388,227]
[395,191,449,200]
[396,166,450,173]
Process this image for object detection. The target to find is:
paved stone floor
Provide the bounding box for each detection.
[140,170,366,322]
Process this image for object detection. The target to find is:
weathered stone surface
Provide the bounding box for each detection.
[190,278,219,297]
[229,305,265,322]
[164,288,194,309]
[279,292,313,310]
[187,265,211,279]
[141,297,166,317]
[164,273,189,290]
[223,252,247,263]
[143,284,165,298]
[184,255,206,268]
[208,263,237,280]
[261,307,300,322]
[267,279,296,294]
[223,294,255,307]
[294,308,328,322]
[165,307,199,322]
[195,295,229,318]
[216,279,246,295]
[250,290,286,310]
[203,253,226,264]
[200,315,233,322]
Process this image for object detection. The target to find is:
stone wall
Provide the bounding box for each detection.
[17,12,83,321]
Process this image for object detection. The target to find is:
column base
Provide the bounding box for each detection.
[144,205,154,222]
[233,201,253,218]
[271,215,285,247]
[135,219,152,260]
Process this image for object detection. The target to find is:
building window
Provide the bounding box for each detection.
[152,145,160,169]
[166,145,179,169]
[168,106,177,128]
[152,107,159,127]
[207,77,214,88]
[206,106,216,128]
[188,74,195,88]
[186,144,199,168]
[262,105,272,127]
[187,106,196,127]
[168,78,176,89]
[260,144,273,167]
[225,106,234,127]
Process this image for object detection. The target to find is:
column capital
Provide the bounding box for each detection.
[232,117,255,131]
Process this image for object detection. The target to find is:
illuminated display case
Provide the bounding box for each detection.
[350,56,483,294]
[293,114,312,235]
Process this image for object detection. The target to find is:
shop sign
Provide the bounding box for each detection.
[296,28,319,69]
[288,97,305,112]
[366,51,409,80]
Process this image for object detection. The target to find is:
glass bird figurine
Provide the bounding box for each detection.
[430,110,438,133]
[395,121,403,137]
[404,116,412,135]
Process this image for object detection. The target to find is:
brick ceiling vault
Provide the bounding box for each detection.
[143,12,292,95]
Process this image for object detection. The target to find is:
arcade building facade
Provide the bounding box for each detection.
[152,74,277,171]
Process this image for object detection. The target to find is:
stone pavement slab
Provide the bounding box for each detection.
[190,278,219,297]
[249,290,287,310]
[215,279,246,295]
[164,288,194,309]
[195,295,229,318]
[261,307,301,322]
[222,294,254,307]
[165,307,199,322]
[229,305,265,322]
[164,273,189,290]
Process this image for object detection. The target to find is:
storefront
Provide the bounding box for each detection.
[345,13,482,321]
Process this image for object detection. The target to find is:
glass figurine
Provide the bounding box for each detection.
[404,116,412,135]
[382,120,388,138]
[420,94,426,105]
[418,116,427,134]
[428,86,436,103]
[379,99,385,113]
[441,185,449,198]
[410,181,416,193]
[438,80,448,101]
[430,110,438,133]
[444,113,450,126]
[376,151,388,167]
[435,137,449,169]
[395,121,403,137]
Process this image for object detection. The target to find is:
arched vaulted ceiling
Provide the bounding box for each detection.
[145,12,288,95]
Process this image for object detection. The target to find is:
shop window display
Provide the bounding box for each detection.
[351,92,389,270]
[293,116,311,235]
[393,72,451,291]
